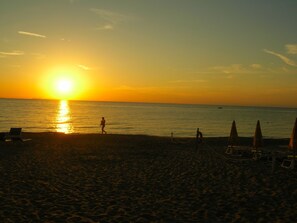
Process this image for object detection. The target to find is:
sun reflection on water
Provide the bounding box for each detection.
[56,100,73,134]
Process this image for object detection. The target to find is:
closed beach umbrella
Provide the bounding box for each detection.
[228,120,238,146]
[289,118,297,150]
[253,120,263,148]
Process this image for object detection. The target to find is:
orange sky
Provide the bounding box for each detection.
[1,0,297,107]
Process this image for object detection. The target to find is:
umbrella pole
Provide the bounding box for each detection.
[293,149,296,169]
[271,152,276,174]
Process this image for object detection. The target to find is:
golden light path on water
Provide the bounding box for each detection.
[56,100,73,134]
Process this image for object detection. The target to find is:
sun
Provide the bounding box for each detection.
[56,79,73,94]
[52,76,75,99]
[41,66,90,100]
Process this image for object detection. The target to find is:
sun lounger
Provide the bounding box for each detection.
[252,149,262,160]
[0,132,6,141]
[225,145,251,157]
[225,120,253,157]
[225,146,233,155]
[251,149,272,161]
[6,128,23,141]
[280,154,297,169]
[281,159,295,169]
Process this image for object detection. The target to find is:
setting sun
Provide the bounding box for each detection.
[1,0,297,107]
[56,79,73,94]
[40,66,90,100]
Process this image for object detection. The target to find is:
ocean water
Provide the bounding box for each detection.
[0,99,296,138]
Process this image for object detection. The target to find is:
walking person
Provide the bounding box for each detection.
[100,117,107,134]
[195,128,203,151]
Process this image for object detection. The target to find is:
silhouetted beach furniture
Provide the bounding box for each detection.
[225,121,250,156]
[281,118,297,169]
[251,120,274,162]
[225,120,269,159]
[6,128,23,141]
[251,120,267,160]
[225,120,239,155]
[228,120,238,147]
[0,132,6,141]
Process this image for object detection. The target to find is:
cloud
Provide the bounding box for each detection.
[211,64,244,74]
[264,49,297,67]
[90,8,130,24]
[286,44,297,55]
[250,64,262,69]
[202,63,267,76]
[60,38,71,42]
[0,50,24,56]
[18,31,46,38]
[95,24,114,31]
[77,64,91,70]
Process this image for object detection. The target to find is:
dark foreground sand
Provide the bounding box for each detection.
[0,133,297,222]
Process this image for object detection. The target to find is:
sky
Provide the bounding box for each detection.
[0,0,297,107]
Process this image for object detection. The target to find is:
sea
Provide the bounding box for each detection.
[0,98,296,138]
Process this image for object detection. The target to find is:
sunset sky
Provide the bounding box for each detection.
[0,0,297,107]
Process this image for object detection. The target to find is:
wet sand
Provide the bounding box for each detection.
[0,133,297,222]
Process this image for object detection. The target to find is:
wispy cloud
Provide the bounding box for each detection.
[250,64,262,69]
[196,63,267,77]
[211,64,245,74]
[95,24,114,31]
[60,38,71,42]
[264,49,297,67]
[286,44,297,55]
[90,8,130,25]
[77,64,91,71]
[18,31,46,38]
[0,50,24,56]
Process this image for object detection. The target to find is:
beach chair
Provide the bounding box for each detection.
[6,128,23,141]
[226,145,252,157]
[225,146,233,155]
[224,121,251,157]
[0,132,6,141]
[252,149,272,161]
[281,158,295,169]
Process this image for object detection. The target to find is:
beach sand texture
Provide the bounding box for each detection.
[1,133,297,222]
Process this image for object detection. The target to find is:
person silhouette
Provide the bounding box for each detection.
[100,117,107,134]
[195,128,203,151]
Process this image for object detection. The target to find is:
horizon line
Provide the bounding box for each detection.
[0,97,296,109]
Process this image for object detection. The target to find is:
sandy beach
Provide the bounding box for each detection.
[1,133,297,222]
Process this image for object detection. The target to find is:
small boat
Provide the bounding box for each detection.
[218,106,223,109]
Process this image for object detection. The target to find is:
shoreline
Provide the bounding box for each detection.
[20,132,292,147]
[20,131,292,139]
